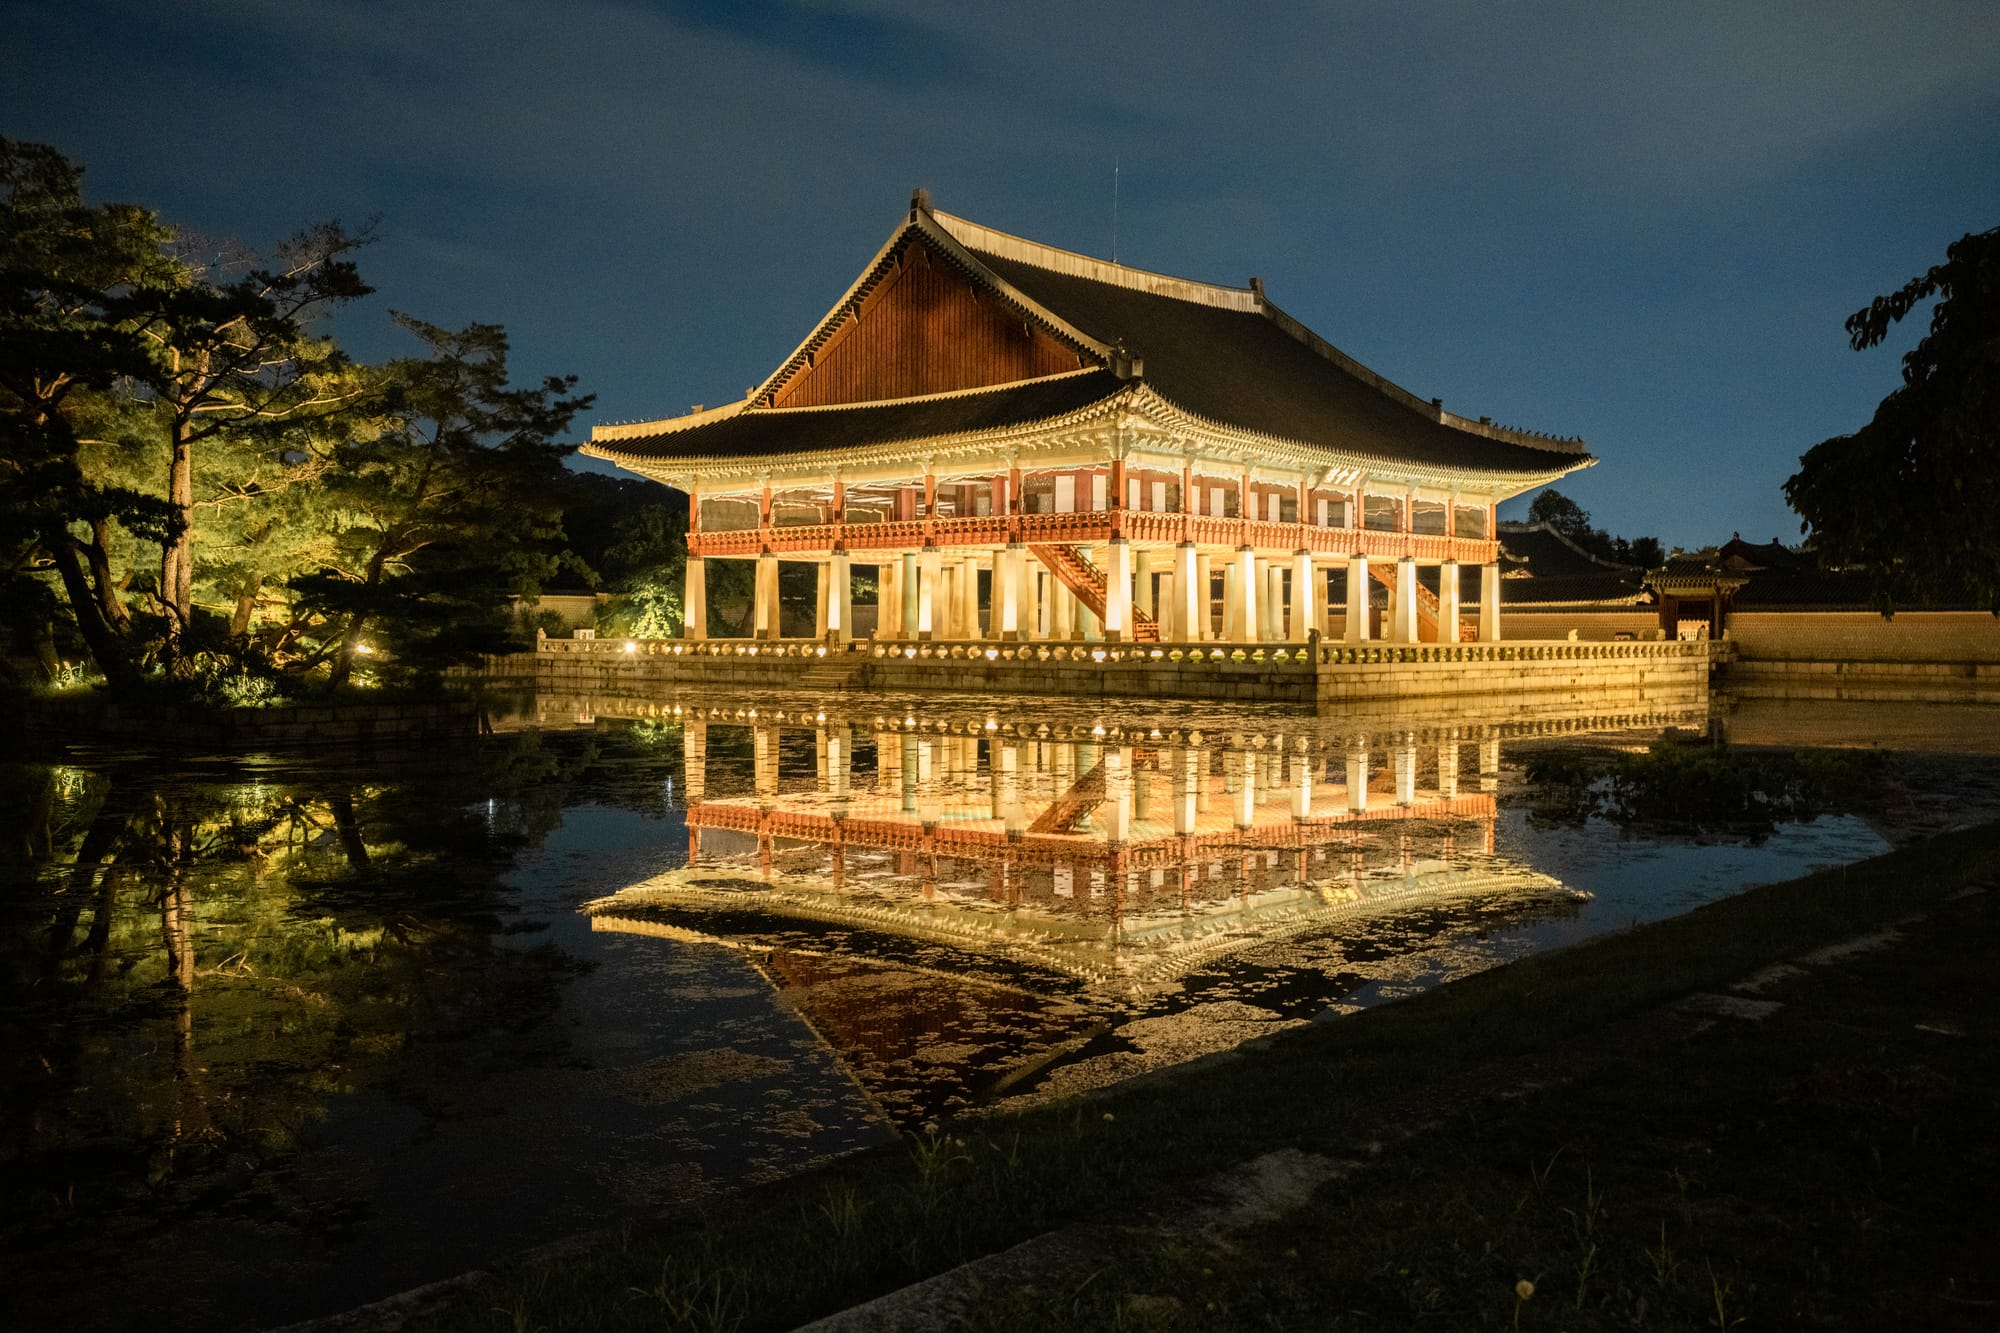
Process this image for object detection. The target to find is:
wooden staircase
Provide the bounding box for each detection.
[1028,544,1162,642]
[1368,562,1442,640]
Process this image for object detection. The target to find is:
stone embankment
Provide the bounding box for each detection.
[470,634,1712,714]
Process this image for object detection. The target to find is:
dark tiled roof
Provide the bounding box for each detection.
[595,371,1125,461]
[1718,537,1818,574]
[1498,523,1640,578]
[977,252,1585,475]
[1493,524,1646,604]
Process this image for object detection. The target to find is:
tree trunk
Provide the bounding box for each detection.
[86,519,132,633]
[47,537,139,688]
[330,792,371,869]
[230,575,262,638]
[325,545,390,693]
[161,421,195,670]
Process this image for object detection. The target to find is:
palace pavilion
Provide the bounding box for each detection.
[582,192,1594,648]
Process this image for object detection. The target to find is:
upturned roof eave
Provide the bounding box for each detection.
[582,379,1594,496]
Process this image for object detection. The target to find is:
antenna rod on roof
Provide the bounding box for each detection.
[1111,157,1119,265]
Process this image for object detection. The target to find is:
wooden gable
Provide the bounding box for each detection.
[769,239,1091,409]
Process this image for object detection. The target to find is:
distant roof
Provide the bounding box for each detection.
[1496,522,1649,605]
[587,196,1597,481]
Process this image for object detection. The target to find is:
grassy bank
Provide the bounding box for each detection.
[407,821,2000,1333]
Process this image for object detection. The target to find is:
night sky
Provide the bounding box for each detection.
[8,1,1996,548]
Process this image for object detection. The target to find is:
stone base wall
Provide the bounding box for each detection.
[1314,646,1709,715]
[526,647,1320,704]
[488,636,1712,714]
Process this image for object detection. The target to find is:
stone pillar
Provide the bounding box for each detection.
[1478,738,1500,791]
[1438,560,1460,644]
[1222,560,1241,642]
[1232,546,1258,642]
[994,545,1021,639]
[813,561,829,638]
[1134,549,1155,624]
[1050,569,1074,640]
[754,724,778,800]
[1290,551,1313,643]
[1479,563,1501,643]
[917,545,940,640]
[1194,553,1213,639]
[1346,743,1369,813]
[824,725,850,801]
[1344,554,1370,644]
[1390,556,1419,643]
[827,550,851,644]
[1291,752,1312,820]
[1437,735,1459,800]
[1102,537,1133,641]
[1320,567,1337,637]
[684,554,707,641]
[1172,747,1200,834]
[1018,551,1039,641]
[754,552,780,640]
[1395,738,1417,806]
[1262,561,1284,640]
[1175,543,1200,645]
[900,551,919,639]
[1233,751,1256,828]
[959,555,980,639]
[1103,747,1132,845]
[998,741,1025,834]
[1075,547,1101,641]
[682,719,707,804]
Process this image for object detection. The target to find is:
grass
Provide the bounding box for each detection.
[406,820,2000,1333]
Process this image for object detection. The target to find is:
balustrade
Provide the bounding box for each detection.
[687,509,1498,563]
[538,632,1709,670]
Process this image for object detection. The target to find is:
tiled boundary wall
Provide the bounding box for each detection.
[1495,607,2000,702]
[507,636,1711,711]
[1722,611,2000,703]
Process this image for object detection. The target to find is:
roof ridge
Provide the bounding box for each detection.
[1256,294,1588,457]
[930,208,1262,312]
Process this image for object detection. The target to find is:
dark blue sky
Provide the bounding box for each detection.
[8,0,1996,547]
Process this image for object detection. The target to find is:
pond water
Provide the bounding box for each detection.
[4,690,1996,1330]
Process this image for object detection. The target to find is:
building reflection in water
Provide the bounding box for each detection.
[576,695,1701,1119]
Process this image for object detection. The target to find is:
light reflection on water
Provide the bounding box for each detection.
[5,690,1988,1331]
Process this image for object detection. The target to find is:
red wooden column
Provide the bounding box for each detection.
[923,471,937,541]
[1109,457,1127,537]
[1008,465,1022,540]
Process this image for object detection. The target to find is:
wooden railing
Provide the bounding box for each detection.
[689,510,1500,564]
